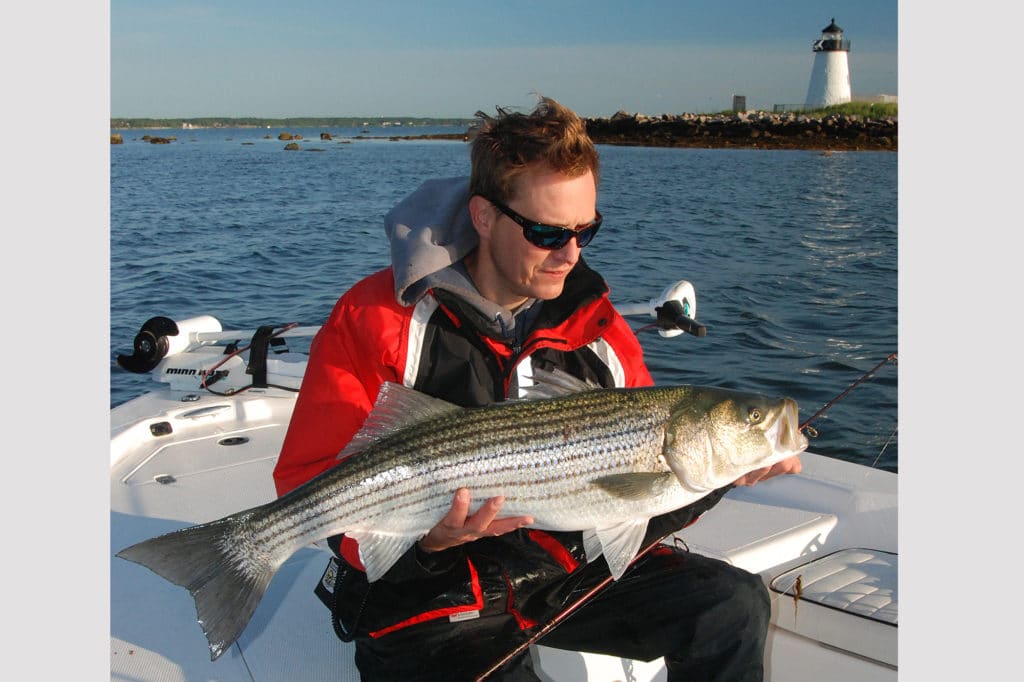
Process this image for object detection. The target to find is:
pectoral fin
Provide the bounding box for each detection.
[583,519,650,580]
[592,472,678,500]
[346,530,421,582]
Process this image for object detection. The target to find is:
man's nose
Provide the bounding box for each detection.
[552,234,582,263]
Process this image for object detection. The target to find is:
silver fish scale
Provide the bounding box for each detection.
[244,387,696,561]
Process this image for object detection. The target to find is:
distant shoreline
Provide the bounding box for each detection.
[110,111,897,153]
[109,117,475,130]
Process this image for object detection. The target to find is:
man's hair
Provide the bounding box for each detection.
[469,96,600,203]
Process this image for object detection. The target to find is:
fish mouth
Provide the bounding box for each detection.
[770,398,809,458]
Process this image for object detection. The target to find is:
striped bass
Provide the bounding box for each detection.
[116,370,807,660]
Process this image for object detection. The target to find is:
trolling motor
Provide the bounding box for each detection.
[116,315,223,374]
[115,315,310,394]
[652,280,706,337]
[618,280,707,338]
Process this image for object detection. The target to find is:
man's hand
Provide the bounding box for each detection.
[418,488,534,553]
[732,454,803,487]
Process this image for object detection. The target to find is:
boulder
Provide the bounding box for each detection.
[110,134,123,145]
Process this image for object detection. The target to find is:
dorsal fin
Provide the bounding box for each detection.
[520,367,601,400]
[338,382,463,459]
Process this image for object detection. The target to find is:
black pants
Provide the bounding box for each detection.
[352,548,770,682]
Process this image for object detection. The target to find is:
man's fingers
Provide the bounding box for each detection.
[486,516,535,536]
[733,455,804,486]
[777,455,802,475]
[733,467,769,487]
[440,488,471,528]
[469,497,533,535]
[464,495,505,533]
[421,491,535,552]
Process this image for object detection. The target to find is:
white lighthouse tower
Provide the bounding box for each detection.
[804,18,852,109]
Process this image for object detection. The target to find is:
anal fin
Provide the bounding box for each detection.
[347,530,422,582]
[584,519,650,580]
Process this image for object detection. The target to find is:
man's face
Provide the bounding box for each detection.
[472,166,598,309]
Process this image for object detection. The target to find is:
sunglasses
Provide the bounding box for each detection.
[486,198,602,250]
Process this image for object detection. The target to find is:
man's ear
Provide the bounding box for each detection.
[468,195,494,240]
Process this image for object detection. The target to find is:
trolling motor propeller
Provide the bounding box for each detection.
[117,316,180,373]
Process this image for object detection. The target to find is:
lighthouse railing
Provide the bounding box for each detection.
[812,38,851,52]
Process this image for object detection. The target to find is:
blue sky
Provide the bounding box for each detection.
[111,0,898,118]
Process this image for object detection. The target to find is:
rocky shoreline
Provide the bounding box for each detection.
[391,110,897,152]
[586,110,896,151]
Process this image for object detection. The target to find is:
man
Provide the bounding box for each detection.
[273,96,801,681]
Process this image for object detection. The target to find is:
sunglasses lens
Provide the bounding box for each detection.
[575,224,598,248]
[524,222,600,249]
[527,224,572,249]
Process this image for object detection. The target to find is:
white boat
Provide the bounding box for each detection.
[110,284,897,681]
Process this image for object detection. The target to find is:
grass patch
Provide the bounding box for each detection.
[805,102,898,118]
[710,102,897,119]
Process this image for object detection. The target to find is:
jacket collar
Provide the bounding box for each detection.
[431,257,609,344]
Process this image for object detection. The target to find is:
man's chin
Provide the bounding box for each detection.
[531,282,567,301]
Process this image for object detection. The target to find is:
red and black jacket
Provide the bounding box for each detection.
[272,259,724,640]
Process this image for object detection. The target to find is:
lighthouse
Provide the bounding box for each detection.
[804,18,852,109]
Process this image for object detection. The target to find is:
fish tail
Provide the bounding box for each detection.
[116,515,275,661]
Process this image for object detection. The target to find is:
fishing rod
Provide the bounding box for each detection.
[798,352,898,437]
[474,351,898,682]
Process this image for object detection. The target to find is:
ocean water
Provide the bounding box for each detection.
[110,126,898,472]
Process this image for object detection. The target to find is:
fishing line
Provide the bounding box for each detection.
[870,423,899,471]
[476,351,898,681]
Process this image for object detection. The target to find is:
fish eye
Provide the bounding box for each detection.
[748,408,764,424]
